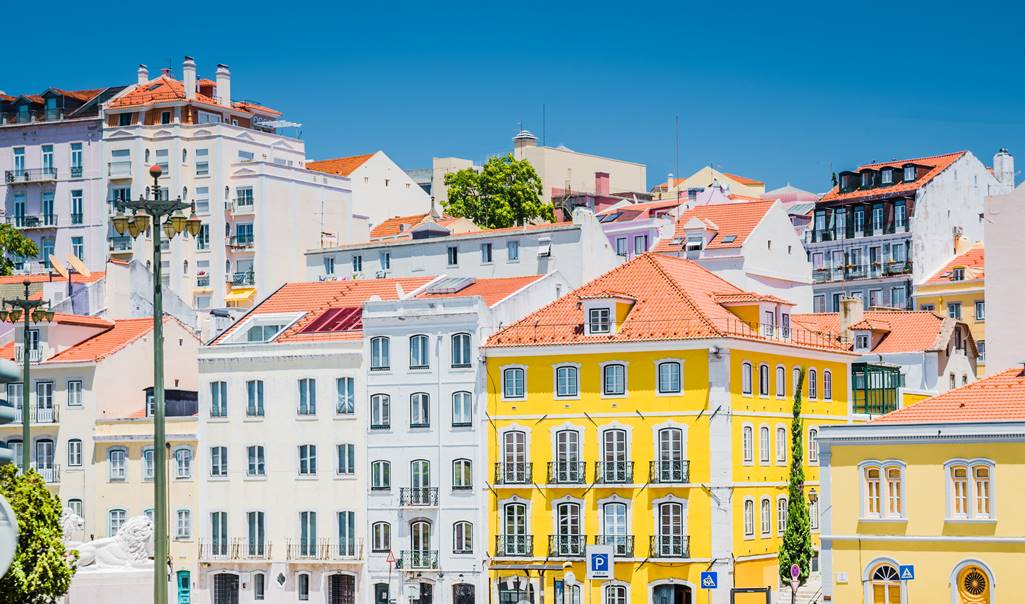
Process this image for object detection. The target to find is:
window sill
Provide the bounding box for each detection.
[554,395,581,401]
[334,413,356,420]
[208,417,229,423]
[656,391,683,397]
[370,489,391,494]
[451,423,474,429]
[296,475,318,481]
[944,517,996,524]
[408,367,431,373]
[370,426,392,432]
[334,475,356,481]
[409,425,431,430]
[601,393,628,399]
[243,416,264,422]
[857,517,907,523]
[295,414,318,421]
[209,475,230,481]
[370,368,391,373]
[501,397,526,403]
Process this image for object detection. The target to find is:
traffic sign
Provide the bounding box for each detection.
[791,564,801,580]
[586,545,614,579]
[898,565,915,581]
[385,550,395,565]
[700,571,718,589]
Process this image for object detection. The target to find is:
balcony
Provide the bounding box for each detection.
[494,535,533,557]
[230,271,256,287]
[396,550,438,570]
[31,463,60,484]
[14,344,43,364]
[109,236,134,254]
[494,462,532,485]
[228,236,255,251]
[649,535,690,558]
[649,460,691,484]
[108,161,132,179]
[548,535,586,558]
[230,198,256,214]
[594,535,634,557]
[196,275,211,288]
[885,261,912,276]
[595,461,634,484]
[7,214,58,229]
[286,539,363,561]
[399,487,439,507]
[5,168,57,184]
[547,461,586,485]
[197,541,232,561]
[70,213,83,225]
[70,166,83,179]
[17,404,59,424]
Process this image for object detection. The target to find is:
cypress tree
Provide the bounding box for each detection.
[778,368,813,604]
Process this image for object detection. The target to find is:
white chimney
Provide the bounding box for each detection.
[215,64,231,107]
[182,56,196,100]
[137,64,149,85]
[839,296,864,342]
[994,148,1014,192]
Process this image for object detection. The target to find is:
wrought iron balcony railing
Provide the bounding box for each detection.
[399,487,439,507]
[5,168,57,184]
[547,461,585,484]
[286,539,363,561]
[494,534,532,557]
[649,535,690,558]
[595,461,634,484]
[548,534,586,558]
[397,550,438,569]
[494,462,532,485]
[649,460,691,484]
[594,534,634,557]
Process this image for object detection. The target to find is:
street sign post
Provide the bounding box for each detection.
[701,571,718,589]
[586,545,614,580]
[791,563,801,581]
[899,565,915,581]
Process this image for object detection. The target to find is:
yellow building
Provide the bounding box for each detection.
[819,367,1025,604]
[484,254,858,604]
[914,242,986,374]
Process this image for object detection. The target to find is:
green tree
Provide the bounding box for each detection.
[0,225,39,276]
[442,153,553,229]
[778,368,814,604]
[0,465,75,604]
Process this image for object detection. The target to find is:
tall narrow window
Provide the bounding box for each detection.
[656,428,684,482]
[776,427,787,463]
[209,381,227,417]
[886,467,902,516]
[760,498,771,535]
[176,509,191,540]
[298,378,316,415]
[865,467,881,516]
[503,368,525,399]
[371,461,391,490]
[247,511,265,556]
[410,393,430,428]
[298,444,317,476]
[246,380,264,417]
[759,364,769,396]
[759,426,770,464]
[108,448,126,481]
[554,430,582,483]
[952,466,969,517]
[67,439,82,467]
[370,394,390,429]
[657,361,682,394]
[372,522,391,552]
[211,446,228,477]
[974,466,991,517]
[338,511,356,557]
[777,498,788,534]
[742,362,753,395]
[370,337,390,370]
[823,370,832,401]
[210,511,227,555]
[742,426,753,463]
[451,333,472,368]
[555,502,582,555]
[502,503,527,555]
[175,448,192,479]
[409,334,430,369]
[775,366,785,397]
[247,445,265,476]
[452,459,472,490]
[502,431,528,484]
[299,512,317,557]
[336,444,355,475]
[743,500,754,536]
[808,428,819,464]
[656,502,685,557]
[452,391,472,427]
[336,377,354,414]
[808,369,818,399]
[453,521,473,554]
[602,502,628,555]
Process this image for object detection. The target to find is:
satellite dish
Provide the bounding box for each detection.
[49,256,68,278]
[67,255,91,278]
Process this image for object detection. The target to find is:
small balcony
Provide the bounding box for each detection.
[494,535,533,557]
[19,404,59,424]
[70,166,83,179]
[594,534,634,557]
[595,461,634,484]
[196,274,211,288]
[5,168,58,184]
[7,214,58,229]
[31,463,60,484]
[108,161,132,179]
[230,271,256,287]
[399,487,439,507]
[109,236,134,255]
[235,540,273,560]
[396,550,438,570]
[547,461,586,485]
[885,260,912,276]
[649,460,690,484]
[494,462,532,485]
[286,539,363,561]
[230,198,256,214]
[228,236,255,251]
[649,535,690,559]
[548,535,586,558]
[197,540,232,561]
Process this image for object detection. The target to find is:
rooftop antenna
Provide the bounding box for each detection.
[675,114,680,186]
[542,104,546,147]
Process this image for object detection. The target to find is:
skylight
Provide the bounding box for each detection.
[425,276,476,294]
[721,235,738,244]
[300,307,363,333]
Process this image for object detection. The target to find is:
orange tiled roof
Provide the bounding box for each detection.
[417,275,543,307]
[0,342,14,361]
[820,151,966,203]
[50,88,105,102]
[0,272,104,285]
[871,367,1025,424]
[721,172,765,186]
[791,310,952,353]
[46,318,155,363]
[109,75,281,116]
[597,199,683,221]
[371,213,431,238]
[487,253,843,350]
[307,153,376,177]
[714,292,792,305]
[212,277,435,344]
[926,242,984,284]
[654,200,776,253]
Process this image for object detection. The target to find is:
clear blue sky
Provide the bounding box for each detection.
[5,1,1022,192]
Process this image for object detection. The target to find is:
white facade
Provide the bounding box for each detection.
[340,151,431,228]
[306,209,621,289]
[983,183,1025,374]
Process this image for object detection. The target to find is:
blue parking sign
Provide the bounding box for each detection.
[700,571,718,589]
[898,565,915,580]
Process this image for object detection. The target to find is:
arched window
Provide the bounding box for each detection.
[370,461,391,490]
[742,362,753,395]
[759,426,770,464]
[452,459,472,490]
[555,502,582,555]
[108,508,127,536]
[501,431,528,483]
[808,428,819,464]
[601,429,629,483]
[777,497,788,534]
[501,503,528,555]
[452,391,472,427]
[409,393,430,428]
[409,334,430,369]
[743,499,754,536]
[742,425,753,463]
[656,502,685,557]
[554,429,581,483]
[370,394,390,429]
[823,370,832,400]
[503,367,525,399]
[410,459,430,491]
[371,521,391,552]
[886,467,903,516]
[602,363,626,396]
[370,337,390,370]
[656,427,685,482]
[605,585,627,604]
[555,365,579,398]
[868,563,901,604]
[410,520,431,553]
[760,498,771,535]
[776,427,787,463]
[451,333,472,368]
[759,364,769,396]
[453,521,473,554]
[297,572,310,601]
[657,361,682,394]
[808,368,818,399]
[601,502,628,554]
[776,366,786,397]
[67,438,83,467]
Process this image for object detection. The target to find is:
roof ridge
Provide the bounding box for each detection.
[644,254,724,336]
[860,150,967,169]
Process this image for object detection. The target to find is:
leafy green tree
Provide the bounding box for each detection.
[0,465,75,604]
[778,368,814,604]
[0,225,39,276]
[442,153,553,229]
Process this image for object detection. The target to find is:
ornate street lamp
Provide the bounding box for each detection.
[112,164,200,604]
[1,280,54,473]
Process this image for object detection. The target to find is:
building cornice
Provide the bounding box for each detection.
[817,421,1025,447]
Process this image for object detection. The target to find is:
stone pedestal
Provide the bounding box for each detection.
[66,566,173,604]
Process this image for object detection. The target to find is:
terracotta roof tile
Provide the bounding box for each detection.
[308,153,376,177]
[46,318,156,363]
[871,367,1025,424]
[110,76,281,116]
[926,242,984,284]
[0,342,13,361]
[0,272,104,285]
[654,200,776,253]
[791,310,954,353]
[721,172,765,186]
[417,275,543,307]
[50,313,115,329]
[487,254,846,350]
[821,151,966,203]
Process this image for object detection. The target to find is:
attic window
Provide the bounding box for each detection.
[537,238,552,258]
[903,166,916,182]
[721,235,738,244]
[147,83,162,91]
[588,308,611,334]
[861,172,873,188]
[880,169,893,185]
[599,212,623,223]
[685,235,703,252]
[951,267,965,281]
[854,333,871,351]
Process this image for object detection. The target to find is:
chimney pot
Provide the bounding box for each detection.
[215,63,231,107]
[182,56,197,100]
[595,172,610,197]
[137,64,149,86]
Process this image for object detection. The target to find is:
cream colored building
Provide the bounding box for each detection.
[652,165,766,199]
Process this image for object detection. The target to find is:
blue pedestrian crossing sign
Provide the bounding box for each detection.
[898,565,915,580]
[700,571,718,589]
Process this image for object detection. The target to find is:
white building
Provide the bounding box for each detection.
[306,209,621,289]
[308,151,431,228]
[1,87,126,273]
[101,57,367,311]
[195,276,435,604]
[361,273,568,604]
[983,178,1025,374]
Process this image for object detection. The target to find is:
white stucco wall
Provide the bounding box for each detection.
[348,151,431,228]
[983,185,1025,373]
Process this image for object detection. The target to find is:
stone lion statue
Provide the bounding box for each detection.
[60,507,85,544]
[74,515,154,569]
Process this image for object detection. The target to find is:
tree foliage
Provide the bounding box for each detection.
[0,465,75,604]
[442,154,553,229]
[778,368,814,600]
[0,225,38,277]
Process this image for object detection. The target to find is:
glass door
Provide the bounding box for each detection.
[603,429,627,482]
[503,431,526,483]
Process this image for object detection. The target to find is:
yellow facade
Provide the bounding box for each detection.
[822,438,1023,603]
[485,341,854,603]
[914,285,985,375]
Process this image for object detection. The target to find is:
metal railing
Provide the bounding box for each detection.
[494,462,532,485]
[649,535,690,558]
[5,168,58,183]
[286,539,363,561]
[229,236,255,250]
[397,550,438,569]
[196,275,211,288]
[547,461,585,484]
[70,213,83,225]
[231,271,255,286]
[109,236,134,252]
[649,460,690,484]
[594,534,634,557]
[548,535,586,557]
[885,261,912,276]
[197,540,232,560]
[14,345,43,363]
[70,166,83,178]
[231,198,256,213]
[31,463,60,484]
[494,535,532,557]
[7,214,58,228]
[595,461,634,484]
[399,487,439,507]
[198,539,274,561]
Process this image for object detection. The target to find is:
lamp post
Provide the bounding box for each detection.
[0,281,54,473]
[112,165,201,604]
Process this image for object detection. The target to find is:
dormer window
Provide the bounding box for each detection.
[880,169,893,185]
[588,308,612,334]
[840,174,850,190]
[854,333,871,352]
[903,165,916,182]
[951,267,965,281]
[861,172,873,188]
[685,235,703,252]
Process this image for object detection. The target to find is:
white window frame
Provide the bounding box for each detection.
[502,366,527,401]
[775,365,786,398]
[553,363,580,399]
[741,424,754,465]
[743,498,755,538]
[600,361,628,398]
[656,359,683,395]
[760,497,772,535]
[775,425,788,466]
[944,458,996,521]
[858,459,907,520]
[741,362,753,396]
[758,425,770,465]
